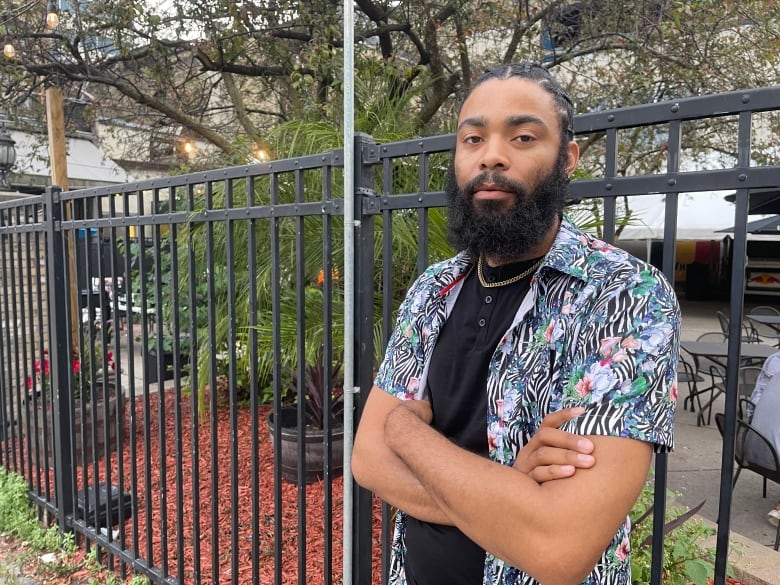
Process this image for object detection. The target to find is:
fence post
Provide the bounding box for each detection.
[45,186,75,530]
[351,132,378,585]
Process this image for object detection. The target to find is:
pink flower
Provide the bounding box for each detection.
[543,321,555,343]
[621,336,640,350]
[575,377,594,397]
[616,537,630,561]
[670,381,678,402]
[599,337,621,358]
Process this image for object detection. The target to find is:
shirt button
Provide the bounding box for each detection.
[485,295,493,304]
[478,318,486,327]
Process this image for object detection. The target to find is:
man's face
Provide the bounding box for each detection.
[446,77,578,261]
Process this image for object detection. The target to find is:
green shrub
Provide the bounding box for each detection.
[629,476,726,585]
[0,467,72,553]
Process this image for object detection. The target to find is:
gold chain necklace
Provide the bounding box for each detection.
[477,255,544,288]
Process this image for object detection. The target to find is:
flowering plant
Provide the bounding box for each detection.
[27,350,51,391]
[27,343,116,400]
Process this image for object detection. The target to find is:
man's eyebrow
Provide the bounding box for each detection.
[507,114,547,128]
[456,114,548,132]
[457,116,486,132]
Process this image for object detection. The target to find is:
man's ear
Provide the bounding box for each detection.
[565,140,580,177]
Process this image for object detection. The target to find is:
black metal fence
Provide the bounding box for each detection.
[0,85,779,585]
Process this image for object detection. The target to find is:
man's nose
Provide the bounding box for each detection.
[480,140,509,170]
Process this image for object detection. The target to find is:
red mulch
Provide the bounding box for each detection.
[12,389,384,584]
[5,390,748,585]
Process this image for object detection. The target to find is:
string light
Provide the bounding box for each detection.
[2,38,14,59]
[45,0,59,29]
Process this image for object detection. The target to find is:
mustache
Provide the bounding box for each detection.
[462,172,527,198]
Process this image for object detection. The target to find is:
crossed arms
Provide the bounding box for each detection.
[352,389,652,585]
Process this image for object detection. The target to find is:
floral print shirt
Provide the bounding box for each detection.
[375,216,680,585]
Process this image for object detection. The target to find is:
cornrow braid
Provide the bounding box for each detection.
[462,62,575,141]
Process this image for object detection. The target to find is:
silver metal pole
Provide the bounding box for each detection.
[342,0,356,583]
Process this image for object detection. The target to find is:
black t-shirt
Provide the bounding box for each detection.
[403,258,538,585]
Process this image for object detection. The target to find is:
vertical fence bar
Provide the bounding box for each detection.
[294,167,308,585]
[246,174,261,585]
[224,177,241,585]
[0,205,10,468]
[380,155,395,585]
[270,172,284,585]
[353,133,378,585]
[322,162,334,585]
[714,110,754,585]
[45,186,75,531]
[185,181,203,584]
[650,117,682,585]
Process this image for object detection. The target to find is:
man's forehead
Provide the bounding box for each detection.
[457,78,558,127]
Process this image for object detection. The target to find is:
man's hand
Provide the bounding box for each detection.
[513,407,595,483]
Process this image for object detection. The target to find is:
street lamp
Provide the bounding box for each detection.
[0,122,17,190]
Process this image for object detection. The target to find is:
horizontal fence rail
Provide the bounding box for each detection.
[0,85,778,585]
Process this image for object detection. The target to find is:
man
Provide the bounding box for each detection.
[352,63,680,585]
[746,352,780,527]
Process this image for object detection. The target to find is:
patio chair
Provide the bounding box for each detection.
[751,306,780,316]
[714,412,780,551]
[683,332,728,423]
[716,310,760,343]
[747,306,780,347]
[699,364,763,426]
[739,397,756,422]
[679,352,705,413]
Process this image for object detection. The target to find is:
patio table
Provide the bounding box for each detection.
[679,341,775,369]
[680,341,776,425]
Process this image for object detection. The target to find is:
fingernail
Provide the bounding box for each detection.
[577,438,593,451]
[577,454,595,465]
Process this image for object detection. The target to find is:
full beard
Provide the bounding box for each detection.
[445,148,570,262]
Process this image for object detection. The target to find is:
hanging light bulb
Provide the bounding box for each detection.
[46,1,60,29]
[2,40,14,59]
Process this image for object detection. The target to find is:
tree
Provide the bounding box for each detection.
[1,0,778,170]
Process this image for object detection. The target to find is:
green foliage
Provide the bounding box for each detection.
[629,477,727,585]
[0,467,72,554]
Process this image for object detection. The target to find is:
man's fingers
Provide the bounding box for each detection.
[528,465,577,483]
[530,444,595,468]
[534,426,595,455]
[538,406,586,429]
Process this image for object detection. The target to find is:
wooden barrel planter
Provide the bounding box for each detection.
[267,407,344,484]
[23,382,124,468]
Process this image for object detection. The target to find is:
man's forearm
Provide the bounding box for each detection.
[384,403,652,585]
[352,416,453,524]
[358,448,453,524]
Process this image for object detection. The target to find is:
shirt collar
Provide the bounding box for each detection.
[542,214,596,284]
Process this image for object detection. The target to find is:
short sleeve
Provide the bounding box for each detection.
[560,267,680,452]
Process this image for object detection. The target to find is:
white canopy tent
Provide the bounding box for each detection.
[617,191,774,242]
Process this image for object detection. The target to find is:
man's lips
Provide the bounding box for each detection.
[472,185,513,200]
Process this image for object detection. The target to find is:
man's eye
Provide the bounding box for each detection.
[515,135,535,143]
[463,135,483,144]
